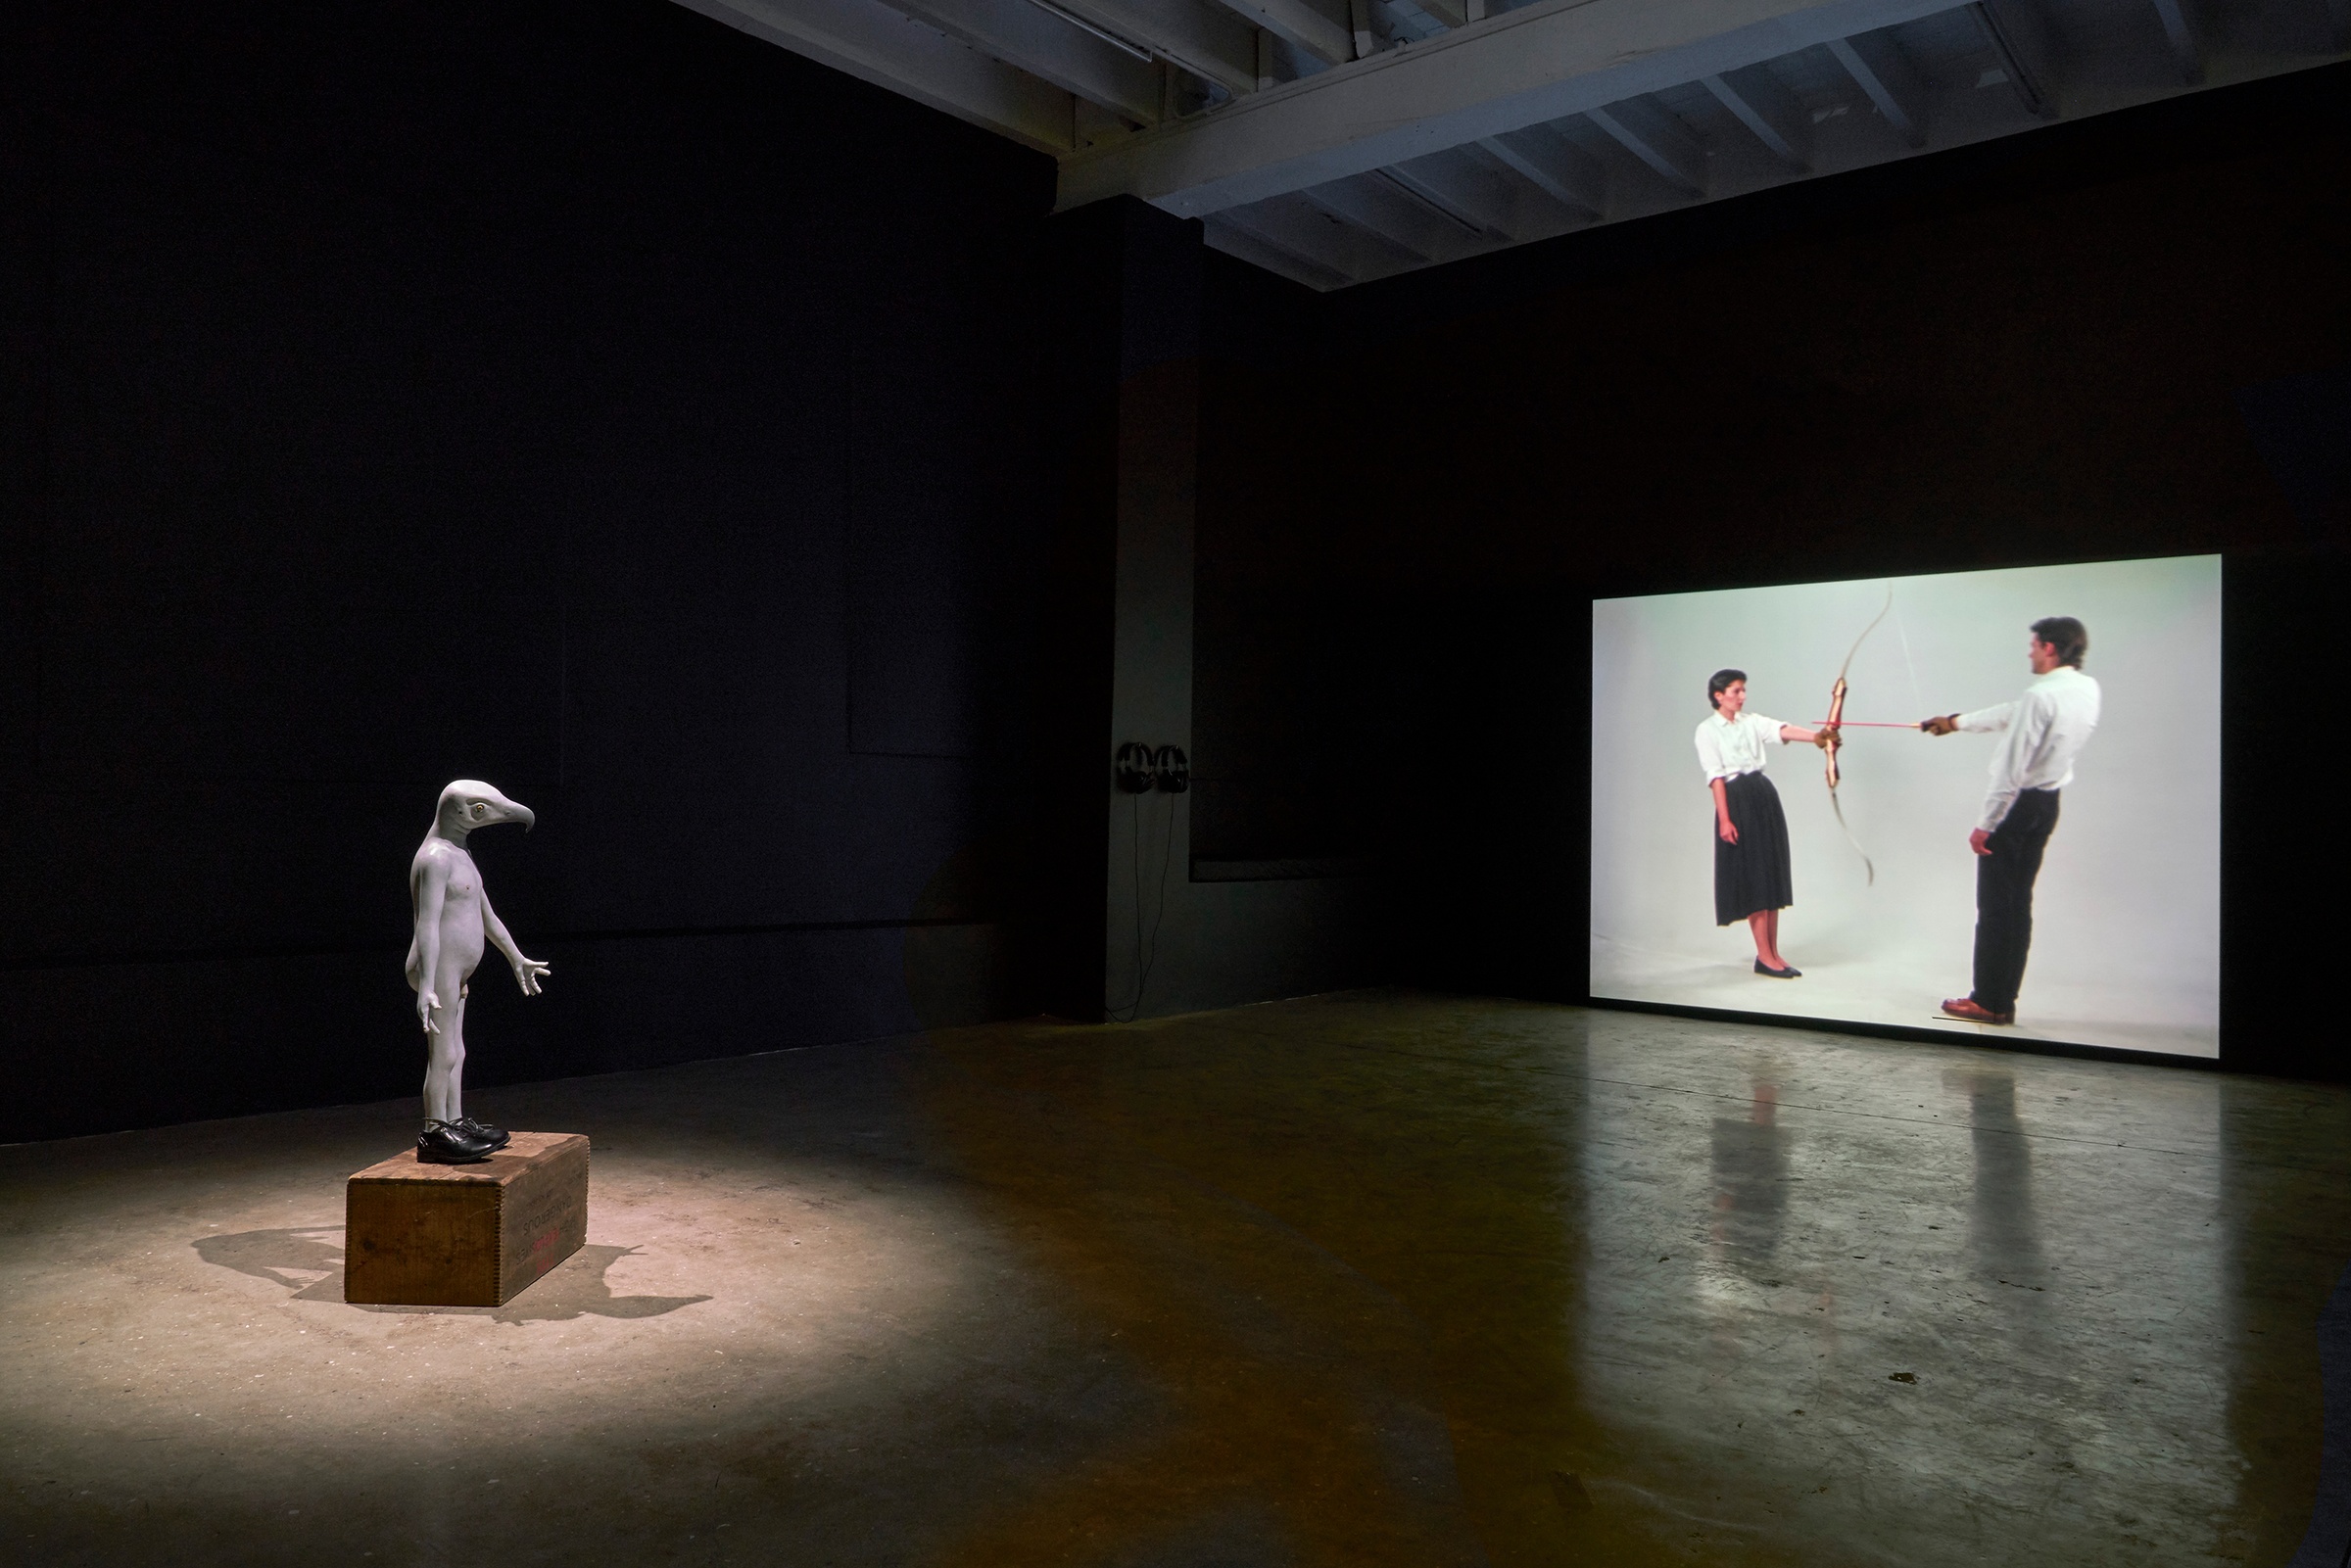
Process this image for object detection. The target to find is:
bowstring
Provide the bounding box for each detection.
[1894,594,1928,720]
[1830,781,1875,886]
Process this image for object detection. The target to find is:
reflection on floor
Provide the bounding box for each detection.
[1592,935,2221,1058]
[2,993,2343,1566]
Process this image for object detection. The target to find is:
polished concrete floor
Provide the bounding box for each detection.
[3,992,2346,1566]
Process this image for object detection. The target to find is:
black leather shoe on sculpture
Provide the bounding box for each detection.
[1754,960,1802,978]
[417,1119,495,1164]
[454,1117,510,1151]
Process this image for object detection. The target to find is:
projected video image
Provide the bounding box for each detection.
[1590,556,2220,1058]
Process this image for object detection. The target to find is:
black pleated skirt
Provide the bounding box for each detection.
[1715,770,1794,925]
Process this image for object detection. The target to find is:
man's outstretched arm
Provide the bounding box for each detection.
[1925,700,2018,736]
[1955,701,2017,733]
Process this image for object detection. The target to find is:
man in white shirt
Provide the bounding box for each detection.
[1924,617,2101,1024]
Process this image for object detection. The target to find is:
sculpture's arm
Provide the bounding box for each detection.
[412,856,450,1033]
[481,892,552,997]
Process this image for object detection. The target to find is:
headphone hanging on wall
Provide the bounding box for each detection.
[1153,744,1189,793]
[1114,741,1157,794]
[1115,742,1189,794]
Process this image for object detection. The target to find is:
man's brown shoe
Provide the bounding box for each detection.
[1940,997,2015,1024]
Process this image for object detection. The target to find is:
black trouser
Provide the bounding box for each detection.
[1972,787,2060,1015]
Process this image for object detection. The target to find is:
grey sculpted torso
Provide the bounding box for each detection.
[407,838,489,992]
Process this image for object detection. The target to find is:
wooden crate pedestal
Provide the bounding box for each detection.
[345,1131,589,1307]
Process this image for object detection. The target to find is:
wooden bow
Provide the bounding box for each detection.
[1825,585,1893,884]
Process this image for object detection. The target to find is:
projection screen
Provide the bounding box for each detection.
[1590,555,2220,1058]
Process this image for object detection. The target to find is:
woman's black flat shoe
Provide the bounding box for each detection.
[1754,960,1801,978]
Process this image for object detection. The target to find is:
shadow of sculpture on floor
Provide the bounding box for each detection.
[192,1228,712,1323]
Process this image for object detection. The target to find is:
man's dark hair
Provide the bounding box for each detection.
[2031,617,2088,668]
[1707,669,1747,710]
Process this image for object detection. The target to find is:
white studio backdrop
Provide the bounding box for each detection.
[1590,555,2221,1057]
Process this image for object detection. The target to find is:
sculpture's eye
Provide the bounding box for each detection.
[470,802,487,819]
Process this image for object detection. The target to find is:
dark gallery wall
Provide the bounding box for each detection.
[7,3,2344,1142]
[1030,199,1393,1024]
[1187,64,2351,1077]
[0,1,1059,1140]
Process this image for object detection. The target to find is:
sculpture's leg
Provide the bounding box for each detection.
[421,968,469,1124]
[445,987,469,1124]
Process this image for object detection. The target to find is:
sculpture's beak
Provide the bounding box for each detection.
[482,787,535,832]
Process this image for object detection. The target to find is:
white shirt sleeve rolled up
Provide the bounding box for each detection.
[1695,721,1728,784]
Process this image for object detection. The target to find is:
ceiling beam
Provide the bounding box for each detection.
[1586,97,1706,195]
[1203,211,1353,288]
[1969,0,2057,118]
[1382,151,1527,239]
[1232,191,1417,279]
[883,0,1165,120]
[1050,0,1263,93]
[1450,141,1591,232]
[2145,0,2203,83]
[1208,0,1354,65]
[1301,185,1432,261]
[1055,0,1976,214]
[1826,29,1927,147]
[1476,125,1604,218]
[676,0,1076,151]
[1310,170,1497,260]
[1702,62,1810,167]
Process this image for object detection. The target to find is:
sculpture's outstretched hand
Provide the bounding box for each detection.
[510,955,552,997]
[417,989,442,1033]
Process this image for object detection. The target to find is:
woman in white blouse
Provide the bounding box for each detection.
[1695,669,1838,978]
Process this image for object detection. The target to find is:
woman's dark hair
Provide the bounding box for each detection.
[1707,669,1747,710]
[2031,616,2088,668]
